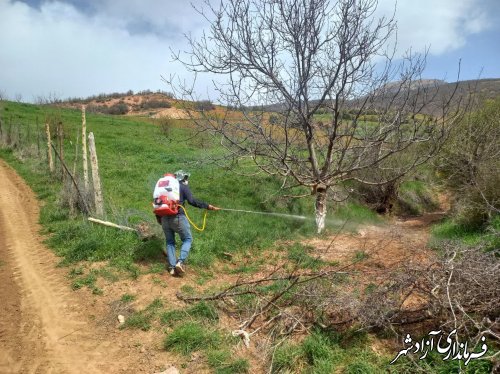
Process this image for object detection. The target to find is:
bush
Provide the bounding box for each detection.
[86,102,129,115]
[107,103,129,115]
[194,100,215,111]
[157,118,174,138]
[269,114,280,125]
[141,100,171,109]
[437,98,500,228]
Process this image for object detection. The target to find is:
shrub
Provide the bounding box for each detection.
[269,114,280,125]
[437,98,500,228]
[158,118,174,138]
[141,100,171,109]
[194,100,215,111]
[107,103,129,115]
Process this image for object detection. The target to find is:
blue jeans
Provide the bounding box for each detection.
[161,215,193,268]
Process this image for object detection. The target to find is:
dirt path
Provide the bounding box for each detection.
[308,211,446,268]
[303,207,448,319]
[0,160,134,373]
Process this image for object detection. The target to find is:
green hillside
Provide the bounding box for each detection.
[0,101,371,269]
[1,100,496,373]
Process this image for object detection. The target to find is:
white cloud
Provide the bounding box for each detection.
[377,0,493,55]
[0,0,496,101]
[95,0,208,35]
[0,0,211,101]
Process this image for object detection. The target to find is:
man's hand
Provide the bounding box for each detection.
[208,205,221,211]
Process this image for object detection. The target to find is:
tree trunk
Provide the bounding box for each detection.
[315,189,327,234]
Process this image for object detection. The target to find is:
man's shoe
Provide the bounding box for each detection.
[168,268,175,276]
[175,261,185,275]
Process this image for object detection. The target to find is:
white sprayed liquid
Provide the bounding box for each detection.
[219,208,307,220]
[220,208,347,227]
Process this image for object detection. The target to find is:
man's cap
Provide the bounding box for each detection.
[175,170,190,181]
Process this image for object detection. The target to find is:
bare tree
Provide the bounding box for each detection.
[171,0,464,233]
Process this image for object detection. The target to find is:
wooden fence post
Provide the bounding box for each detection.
[82,105,89,192]
[51,142,90,214]
[16,122,21,148]
[72,131,79,177]
[36,117,41,157]
[26,123,31,146]
[88,132,104,217]
[46,123,54,173]
[7,116,12,145]
[57,122,64,180]
[70,131,80,215]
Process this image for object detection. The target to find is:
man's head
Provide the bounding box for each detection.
[175,170,190,184]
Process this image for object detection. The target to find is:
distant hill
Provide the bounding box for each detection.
[56,91,192,119]
[373,78,500,116]
[52,78,500,118]
[257,78,500,115]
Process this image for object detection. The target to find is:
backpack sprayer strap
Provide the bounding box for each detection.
[178,205,208,232]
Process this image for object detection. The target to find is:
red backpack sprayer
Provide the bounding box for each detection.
[152,173,307,231]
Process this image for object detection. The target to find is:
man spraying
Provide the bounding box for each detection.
[153,170,219,276]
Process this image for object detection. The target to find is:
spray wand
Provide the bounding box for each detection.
[218,207,307,220]
[180,206,307,233]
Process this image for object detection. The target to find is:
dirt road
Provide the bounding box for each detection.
[0,160,129,373]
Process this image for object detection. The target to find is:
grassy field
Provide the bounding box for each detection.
[0,101,387,273]
[1,100,494,373]
[0,101,322,268]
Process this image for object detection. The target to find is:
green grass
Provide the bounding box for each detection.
[354,250,369,261]
[2,101,494,374]
[270,328,495,374]
[206,349,249,373]
[161,303,248,370]
[431,216,499,251]
[0,101,326,272]
[272,330,351,373]
[120,293,136,303]
[163,321,222,355]
[122,297,163,331]
[334,201,381,225]
[395,180,440,216]
[160,301,219,327]
[287,243,327,269]
[122,311,152,331]
[68,266,84,278]
[0,100,391,278]
[71,272,97,290]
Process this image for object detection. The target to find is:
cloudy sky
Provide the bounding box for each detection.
[1,0,499,102]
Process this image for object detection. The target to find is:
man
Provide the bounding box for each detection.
[158,170,219,276]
